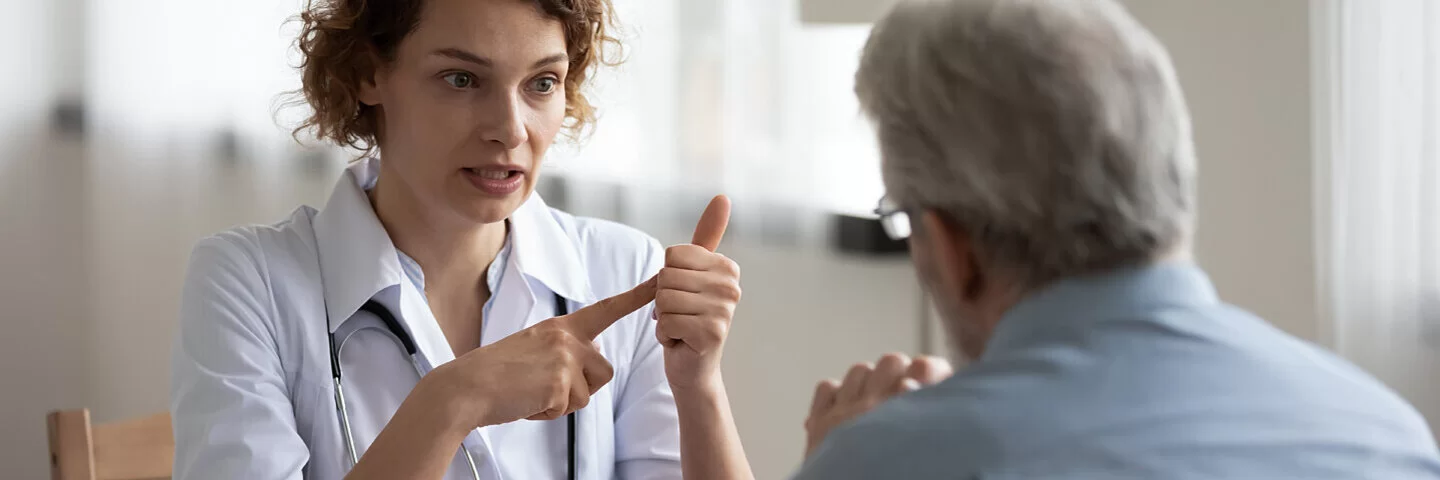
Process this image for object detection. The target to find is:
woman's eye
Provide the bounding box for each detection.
[530,77,559,94]
[442,72,475,89]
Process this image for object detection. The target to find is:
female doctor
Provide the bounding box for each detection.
[170,0,754,478]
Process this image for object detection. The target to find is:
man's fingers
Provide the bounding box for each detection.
[560,275,658,340]
[836,363,872,402]
[810,379,841,414]
[905,356,955,386]
[690,195,731,252]
[864,353,911,397]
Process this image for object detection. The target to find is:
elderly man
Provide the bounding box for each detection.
[794,0,1440,478]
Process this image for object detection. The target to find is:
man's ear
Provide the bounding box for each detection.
[918,210,984,302]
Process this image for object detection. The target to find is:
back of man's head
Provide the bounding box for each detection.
[856,0,1197,289]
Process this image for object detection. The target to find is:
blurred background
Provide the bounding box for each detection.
[2,0,1437,478]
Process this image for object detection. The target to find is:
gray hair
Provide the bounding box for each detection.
[856,0,1197,287]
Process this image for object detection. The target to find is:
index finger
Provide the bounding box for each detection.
[558,275,659,340]
[691,195,731,252]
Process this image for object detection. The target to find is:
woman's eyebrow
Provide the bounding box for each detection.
[433,47,490,67]
[530,53,568,69]
[432,48,568,70]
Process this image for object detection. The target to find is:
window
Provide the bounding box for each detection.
[1316,0,1440,427]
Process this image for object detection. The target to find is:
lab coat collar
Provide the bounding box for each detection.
[312,158,408,333]
[312,157,595,333]
[509,187,597,304]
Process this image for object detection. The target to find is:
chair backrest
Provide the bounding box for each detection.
[47,409,174,480]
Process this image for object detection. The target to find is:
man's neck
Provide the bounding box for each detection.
[962,250,1196,359]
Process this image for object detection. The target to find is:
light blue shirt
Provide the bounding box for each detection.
[796,263,1440,479]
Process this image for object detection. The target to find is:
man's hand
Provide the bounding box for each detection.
[804,353,953,457]
[655,195,741,392]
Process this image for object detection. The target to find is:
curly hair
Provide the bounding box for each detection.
[291,0,620,154]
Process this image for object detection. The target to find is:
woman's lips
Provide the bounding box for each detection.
[462,167,524,196]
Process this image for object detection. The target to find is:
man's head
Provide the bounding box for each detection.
[856,0,1197,359]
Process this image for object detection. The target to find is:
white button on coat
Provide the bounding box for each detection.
[171,157,681,479]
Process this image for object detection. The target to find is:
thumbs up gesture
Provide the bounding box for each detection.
[423,196,740,431]
[655,195,742,391]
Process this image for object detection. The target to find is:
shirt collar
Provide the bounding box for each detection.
[395,229,513,302]
[312,157,594,333]
[981,261,1220,359]
[508,190,597,304]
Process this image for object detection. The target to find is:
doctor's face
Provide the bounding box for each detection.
[359,0,568,225]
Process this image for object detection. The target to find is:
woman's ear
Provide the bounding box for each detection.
[358,81,381,107]
[357,50,385,107]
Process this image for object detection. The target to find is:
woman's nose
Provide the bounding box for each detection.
[478,92,528,150]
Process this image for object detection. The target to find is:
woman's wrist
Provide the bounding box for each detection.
[671,372,726,404]
[670,371,756,480]
[348,369,476,480]
[417,364,491,434]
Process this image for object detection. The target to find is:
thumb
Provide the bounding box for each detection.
[691,195,731,252]
[558,275,659,340]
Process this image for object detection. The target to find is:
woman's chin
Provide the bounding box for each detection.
[458,197,523,226]
[446,181,533,226]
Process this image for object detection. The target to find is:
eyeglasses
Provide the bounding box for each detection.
[874,196,911,240]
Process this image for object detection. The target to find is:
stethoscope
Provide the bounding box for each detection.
[324,292,576,480]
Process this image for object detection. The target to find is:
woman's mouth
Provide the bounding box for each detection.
[462,167,525,196]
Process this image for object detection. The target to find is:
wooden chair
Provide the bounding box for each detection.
[47,409,173,480]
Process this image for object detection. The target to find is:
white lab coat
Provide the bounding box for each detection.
[171,158,681,479]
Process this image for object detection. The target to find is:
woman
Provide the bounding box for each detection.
[170,0,753,478]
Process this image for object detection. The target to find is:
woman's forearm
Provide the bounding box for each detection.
[674,378,755,480]
[345,378,477,480]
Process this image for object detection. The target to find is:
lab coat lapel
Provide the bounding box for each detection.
[577,398,602,479]
[505,194,608,477]
[509,193,597,316]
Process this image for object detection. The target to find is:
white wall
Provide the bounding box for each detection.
[0,2,92,479]
[0,0,51,147]
[0,143,91,479]
[1120,0,1318,340]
